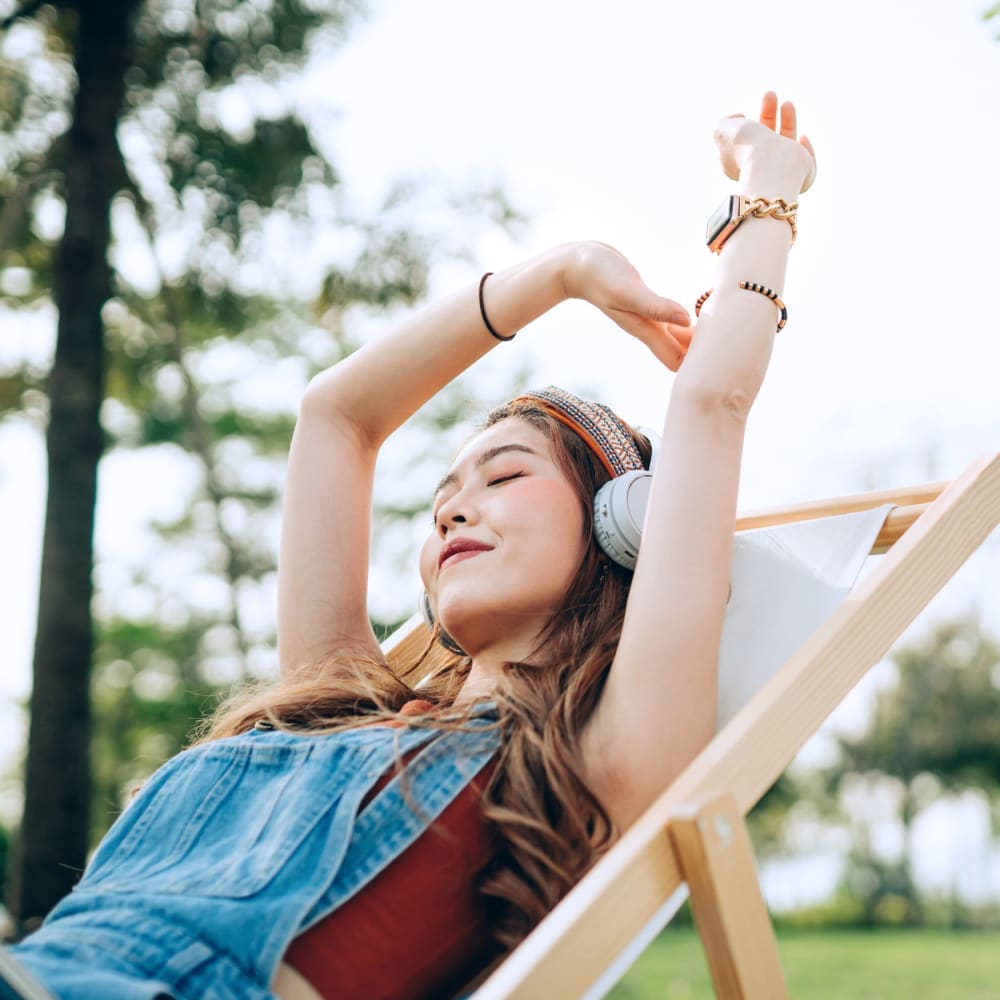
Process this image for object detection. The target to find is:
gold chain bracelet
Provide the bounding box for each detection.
[745,196,798,245]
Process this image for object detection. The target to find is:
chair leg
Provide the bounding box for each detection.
[669,793,788,999]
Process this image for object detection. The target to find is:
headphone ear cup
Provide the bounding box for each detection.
[419,589,436,629]
[593,471,653,570]
[418,591,466,656]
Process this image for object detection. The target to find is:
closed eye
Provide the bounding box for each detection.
[487,471,525,487]
[432,471,526,523]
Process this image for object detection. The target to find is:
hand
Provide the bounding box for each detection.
[561,241,693,371]
[714,92,817,193]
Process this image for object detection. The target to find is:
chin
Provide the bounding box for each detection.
[442,599,551,659]
[438,593,507,649]
[437,608,486,653]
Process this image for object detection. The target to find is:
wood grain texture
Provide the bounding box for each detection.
[736,481,945,531]
[670,794,788,999]
[872,503,931,554]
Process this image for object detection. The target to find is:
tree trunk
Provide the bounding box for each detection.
[9,0,138,932]
[900,785,924,926]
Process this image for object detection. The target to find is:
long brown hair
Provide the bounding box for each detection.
[195,398,652,952]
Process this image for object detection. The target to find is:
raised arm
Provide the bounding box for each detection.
[581,93,817,828]
[278,250,691,676]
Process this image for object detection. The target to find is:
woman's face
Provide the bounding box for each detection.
[419,417,587,655]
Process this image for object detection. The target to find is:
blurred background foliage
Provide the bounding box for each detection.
[742,618,1000,933]
[0,0,524,928]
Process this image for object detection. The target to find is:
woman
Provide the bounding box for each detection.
[3,92,815,1000]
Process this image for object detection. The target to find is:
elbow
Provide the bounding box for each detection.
[299,368,346,420]
[298,371,379,448]
[717,387,755,425]
[673,377,759,426]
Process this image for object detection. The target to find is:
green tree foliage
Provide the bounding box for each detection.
[840,619,1000,789]
[0,822,7,904]
[2,0,145,934]
[985,3,1000,34]
[747,773,801,859]
[832,618,1000,925]
[0,0,522,927]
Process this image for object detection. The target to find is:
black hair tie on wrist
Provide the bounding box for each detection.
[479,272,516,342]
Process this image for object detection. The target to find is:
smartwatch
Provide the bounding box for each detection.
[705,194,751,254]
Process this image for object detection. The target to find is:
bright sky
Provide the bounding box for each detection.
[2,0,999,896]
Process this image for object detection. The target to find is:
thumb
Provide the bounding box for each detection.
[637,292,691,327]
[799,135,817,192]
[714,114,755,181]
[666,321,694,348]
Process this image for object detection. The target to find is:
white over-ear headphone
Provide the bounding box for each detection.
[592,425,660,571]
[419,589,466,655]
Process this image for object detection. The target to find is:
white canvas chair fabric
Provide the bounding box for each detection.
[718,505,892,729]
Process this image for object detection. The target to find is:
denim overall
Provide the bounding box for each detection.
[7,708,501,1000]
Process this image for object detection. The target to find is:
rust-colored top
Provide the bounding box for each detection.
[284,700,501,999]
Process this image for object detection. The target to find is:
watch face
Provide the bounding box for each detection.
[706,195,737,245]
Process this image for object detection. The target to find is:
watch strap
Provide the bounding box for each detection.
[708,195,798,254]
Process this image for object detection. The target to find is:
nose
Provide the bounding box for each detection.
[438,513,465,537]
[435,491,476,537]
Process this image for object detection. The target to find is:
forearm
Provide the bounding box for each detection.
[674,160,804,409]
[303,245,570,445]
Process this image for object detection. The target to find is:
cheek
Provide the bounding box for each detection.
[418,534,438,589]
[508,480,586,555]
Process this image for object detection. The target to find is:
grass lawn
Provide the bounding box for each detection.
[607,927,1000,998]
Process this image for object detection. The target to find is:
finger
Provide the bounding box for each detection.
[651,297,691,327]
[642,329,686,372]
[759,91,778,131]
[618,285,691,327]
[607,309,686,371]
[799,134,817,192]
[665,321,693,348]
[779,101,797,139]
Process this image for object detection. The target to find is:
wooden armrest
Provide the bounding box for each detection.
[736,480,946,531]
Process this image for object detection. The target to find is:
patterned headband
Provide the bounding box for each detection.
[511,386,644,478]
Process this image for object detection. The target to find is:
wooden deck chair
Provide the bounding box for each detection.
[382,453,1000,1000]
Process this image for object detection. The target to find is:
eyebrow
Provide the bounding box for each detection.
[433,443,541,499]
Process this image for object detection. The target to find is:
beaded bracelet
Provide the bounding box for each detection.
[694,281,788,332]
[478,272,516,342]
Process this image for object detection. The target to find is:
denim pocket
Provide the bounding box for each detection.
[84,736,354,899]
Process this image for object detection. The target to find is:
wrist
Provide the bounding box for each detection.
[739,155,809,200]
[559,240,625,302]
[553,241,589,302]
[483,246,570,339]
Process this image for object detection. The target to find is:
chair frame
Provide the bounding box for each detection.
[383,453,1000,999]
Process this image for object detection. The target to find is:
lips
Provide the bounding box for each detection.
[438,538,493,569]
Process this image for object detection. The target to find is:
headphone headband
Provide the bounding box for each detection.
[511,386,645,478]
